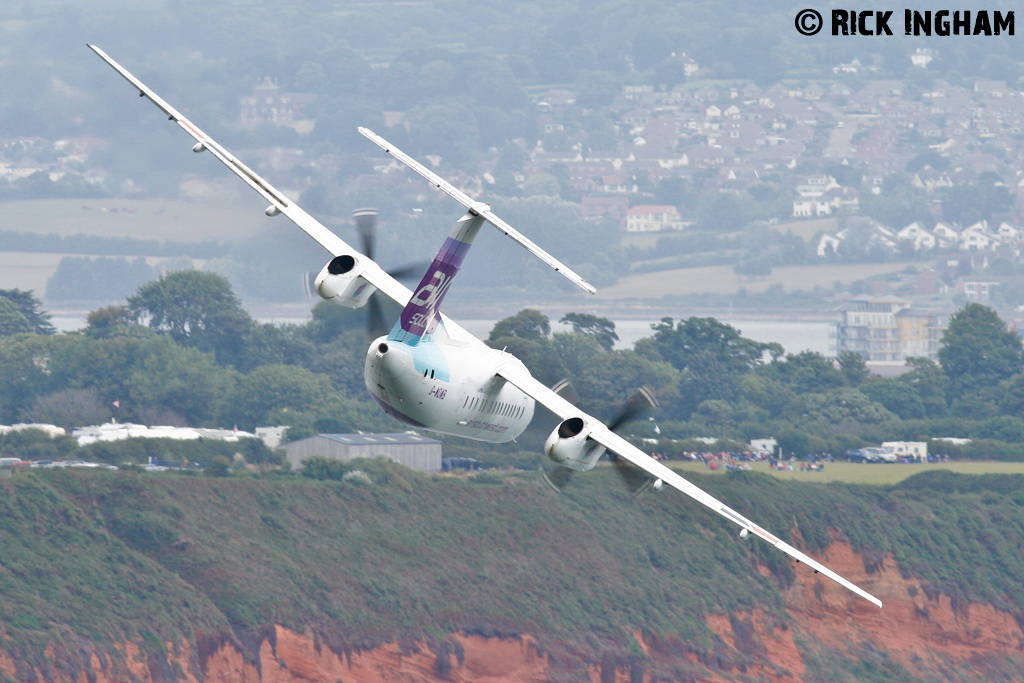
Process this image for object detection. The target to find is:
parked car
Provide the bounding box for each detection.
[847,447,897,463]
[845,448,868,463]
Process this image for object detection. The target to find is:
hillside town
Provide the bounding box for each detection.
[4,48,1024,366]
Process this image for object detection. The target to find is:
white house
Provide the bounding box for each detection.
[932,222,960,247]
[626,205,685,232]
[897,222,937,250]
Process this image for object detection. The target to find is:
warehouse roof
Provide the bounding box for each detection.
[316,433,440,446]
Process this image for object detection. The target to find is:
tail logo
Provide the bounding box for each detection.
[402,267,456,337]
[410,270,453,310]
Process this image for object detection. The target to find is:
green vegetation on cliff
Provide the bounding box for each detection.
[4,463,1024,681]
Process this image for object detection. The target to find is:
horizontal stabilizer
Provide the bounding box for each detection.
[358,127,597,295]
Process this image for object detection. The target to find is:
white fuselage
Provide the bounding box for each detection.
[364,335,536,443]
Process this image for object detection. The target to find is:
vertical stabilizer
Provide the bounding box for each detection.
[389,211,485,345]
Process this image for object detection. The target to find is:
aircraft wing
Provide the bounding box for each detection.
[358,126,596,295]
[496,364,884,609]
[87,44,413,309]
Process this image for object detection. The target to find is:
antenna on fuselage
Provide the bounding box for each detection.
[357,127,597,296]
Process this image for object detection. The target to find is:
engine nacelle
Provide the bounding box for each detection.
[314,254,377,308]
[544,417,606,472]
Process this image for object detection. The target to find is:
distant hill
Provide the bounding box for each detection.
[4,464,1024,681]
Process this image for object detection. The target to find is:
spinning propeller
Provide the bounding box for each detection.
[305,209,428,338]
[542,385,660,496]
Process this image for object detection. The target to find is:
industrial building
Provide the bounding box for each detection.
[282,432,443,472]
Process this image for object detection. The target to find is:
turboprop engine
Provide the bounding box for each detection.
[544,417,606,472]
[314,254,376,308]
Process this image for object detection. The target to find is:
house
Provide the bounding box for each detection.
[626,205,685,232]
[960,222,997,250]
[581,196,629,227]
[932,222,960,247]
[240,77,317,134]
[960,276,1005,302]
[896,222,937,250]
[793,199,832,217]
[911,49,935,68]
[282,432,442,472]
[817,232,843,257]
[796,175,840,198]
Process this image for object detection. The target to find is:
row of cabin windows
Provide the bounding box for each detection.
[461,395,525,419]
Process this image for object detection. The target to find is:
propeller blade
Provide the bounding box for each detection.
[353,208,378,260]
[611,458,659,498]
[541,466,576,492]
[605,387,660,497]
[367,295,389,340]
[551,378,580,406]
[386,260,432,281]
[302,271,315,299]
[607,386,658,433]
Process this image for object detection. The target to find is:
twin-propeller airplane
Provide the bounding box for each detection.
[89,44,881,609]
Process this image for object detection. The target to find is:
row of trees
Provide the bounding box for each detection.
[0,275,398,434]
[483,302,1024,458]
[4,277,1024,461]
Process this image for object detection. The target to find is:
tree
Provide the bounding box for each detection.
[898,357,948,417]
[124,339,237,426]
[127,270,254,366]
[571,350,679,422]
[858,379,925,420]
[800,388,898,431]
[222,364,334,430]
[761,351,844,395]
[939,304,1024,397]
[20,387,112,428]
[637,317,775,418]
[488,310,566,385]
[0,289,54,335]
[938,175,1012,226]
[558,312,618,351]
[487,309,551,344]
[0,334,62,423]
[837,351,869,386]
[552,331,605,379]
[0,297,33,337]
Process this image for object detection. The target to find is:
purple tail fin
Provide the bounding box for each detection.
[389,211,486,345]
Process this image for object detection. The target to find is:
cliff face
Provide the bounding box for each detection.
[4,541,1023,683]
[5,469,1024,683]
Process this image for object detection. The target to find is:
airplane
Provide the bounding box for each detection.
[88,44,882,609]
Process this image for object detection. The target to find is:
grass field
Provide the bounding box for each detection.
[596,261,918,299]
[665,459,1024,486]
[0,252,68,293]
[0,198,266,242]
[770,217,839,241]
[0,197,271,295]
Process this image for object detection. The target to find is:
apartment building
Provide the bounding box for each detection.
[835,296,950,362]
